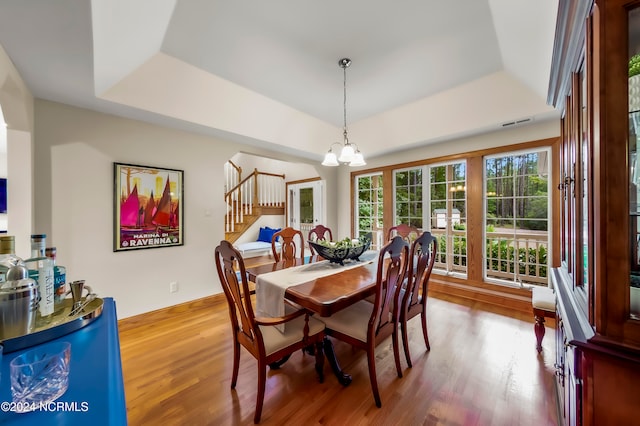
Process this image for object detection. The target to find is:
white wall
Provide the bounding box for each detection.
[0,43,35,258]
[231,152,319,183]
[33,100,329,318]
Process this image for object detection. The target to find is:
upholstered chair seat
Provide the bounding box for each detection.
[259,315,325,355]
[320,300,375,342]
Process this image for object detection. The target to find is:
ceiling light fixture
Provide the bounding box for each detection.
[322,58,366,167]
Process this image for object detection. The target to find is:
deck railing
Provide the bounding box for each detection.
[429,228,549,286]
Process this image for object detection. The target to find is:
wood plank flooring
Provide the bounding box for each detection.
[119,292,558,425]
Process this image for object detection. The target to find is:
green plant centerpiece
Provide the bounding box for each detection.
[309,233,372,265]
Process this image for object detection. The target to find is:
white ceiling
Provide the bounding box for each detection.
[0,0,560,162]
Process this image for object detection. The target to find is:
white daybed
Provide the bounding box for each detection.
[234,241,281,258]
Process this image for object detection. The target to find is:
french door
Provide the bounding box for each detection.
[288,180,325,236]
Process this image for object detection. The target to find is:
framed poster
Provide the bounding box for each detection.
[114,162,184,251]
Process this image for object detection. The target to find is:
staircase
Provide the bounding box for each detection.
[224,163,285,243]
[224,205,285,243]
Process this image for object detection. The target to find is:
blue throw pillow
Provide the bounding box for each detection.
[257,226,282,243]
[268,227,281,242]
[257,227,272,243]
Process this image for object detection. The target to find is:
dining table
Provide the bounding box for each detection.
[245,251,380,386]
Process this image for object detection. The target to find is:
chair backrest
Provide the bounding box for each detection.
[371,236,409,337]
[404,231,437,312]
[308,225,333,254]
[272,227,305,263]
[387,224,420,243]
[215,240,262,355]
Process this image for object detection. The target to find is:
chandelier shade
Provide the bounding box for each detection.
[321,150,339,166]
[321,58,366,167]
[338,143,355,163]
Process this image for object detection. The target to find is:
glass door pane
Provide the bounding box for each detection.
[299,187,314,228]
[355,173,384,249]
[629,7,640,318]
[429,161,467,277]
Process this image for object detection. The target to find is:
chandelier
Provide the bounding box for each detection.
[322,58,366,167]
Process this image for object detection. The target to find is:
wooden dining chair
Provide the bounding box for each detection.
[387,223,420,243]
[321,236,409,408]
[308,225,333,255]
[215,240,325,423]
[271,227,305,264]
[399,231,437,368]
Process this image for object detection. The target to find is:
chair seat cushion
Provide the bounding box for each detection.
[532,286,555,311]
[320,300,374,342]
[259,314,325,356]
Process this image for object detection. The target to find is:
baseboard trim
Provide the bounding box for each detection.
[428,276,532,315]
[118,293,226,329]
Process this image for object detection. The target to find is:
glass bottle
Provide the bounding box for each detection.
[25,234,55,321]
[45,247,66,310]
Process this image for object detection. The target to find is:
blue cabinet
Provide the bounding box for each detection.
[0,297,127,425]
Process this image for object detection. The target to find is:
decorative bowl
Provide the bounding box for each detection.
[309,234,372,265]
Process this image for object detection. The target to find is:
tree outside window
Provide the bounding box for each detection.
[485,149,549,286]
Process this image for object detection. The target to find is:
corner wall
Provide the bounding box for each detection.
[34,100,330,318]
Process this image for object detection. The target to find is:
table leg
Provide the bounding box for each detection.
[323,336,352,386]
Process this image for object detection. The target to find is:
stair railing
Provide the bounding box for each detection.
[225,160,242,194]
[225,169,285,233]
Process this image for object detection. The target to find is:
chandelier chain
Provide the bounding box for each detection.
[343,62,347,137]
[322,57,364,167]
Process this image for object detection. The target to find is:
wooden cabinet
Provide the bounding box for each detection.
[549,0,640,425]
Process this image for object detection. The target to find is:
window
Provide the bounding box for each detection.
[392,162,467,276]
[351,138,553,295]
[429,162,467,276]
[355,173,384,249]
[484,149,550,286]
[394,167,424,229]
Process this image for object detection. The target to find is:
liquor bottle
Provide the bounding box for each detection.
[45,246,67,308]
[25,234,55,320]
[0,235,16,283]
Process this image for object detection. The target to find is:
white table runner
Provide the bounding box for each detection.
[256,250,378,332]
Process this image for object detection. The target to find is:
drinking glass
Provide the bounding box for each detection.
[10,341,71,412]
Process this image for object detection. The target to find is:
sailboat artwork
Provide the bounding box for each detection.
[114,163,184,251]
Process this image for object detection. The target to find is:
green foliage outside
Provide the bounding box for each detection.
[485,153,549,232]
[485,239,547,277]
[631,54,640,78]
[437,235,467,266]
[436,235,547,278]
[357,175,383,232]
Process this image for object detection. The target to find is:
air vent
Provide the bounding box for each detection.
[501,117,533,128]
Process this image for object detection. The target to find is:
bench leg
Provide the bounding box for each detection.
[534,313,546,353]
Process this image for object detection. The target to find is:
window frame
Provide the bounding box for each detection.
[483,147,552,288]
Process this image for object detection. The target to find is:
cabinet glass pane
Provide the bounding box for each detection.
[629,7,640,319]
[580,61,592,305]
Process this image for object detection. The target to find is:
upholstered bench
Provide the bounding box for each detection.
[234,226,282,258]
[532,286,556,353]
[234,241,279,258]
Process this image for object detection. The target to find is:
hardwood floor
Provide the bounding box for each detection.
[119,292,558,425]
